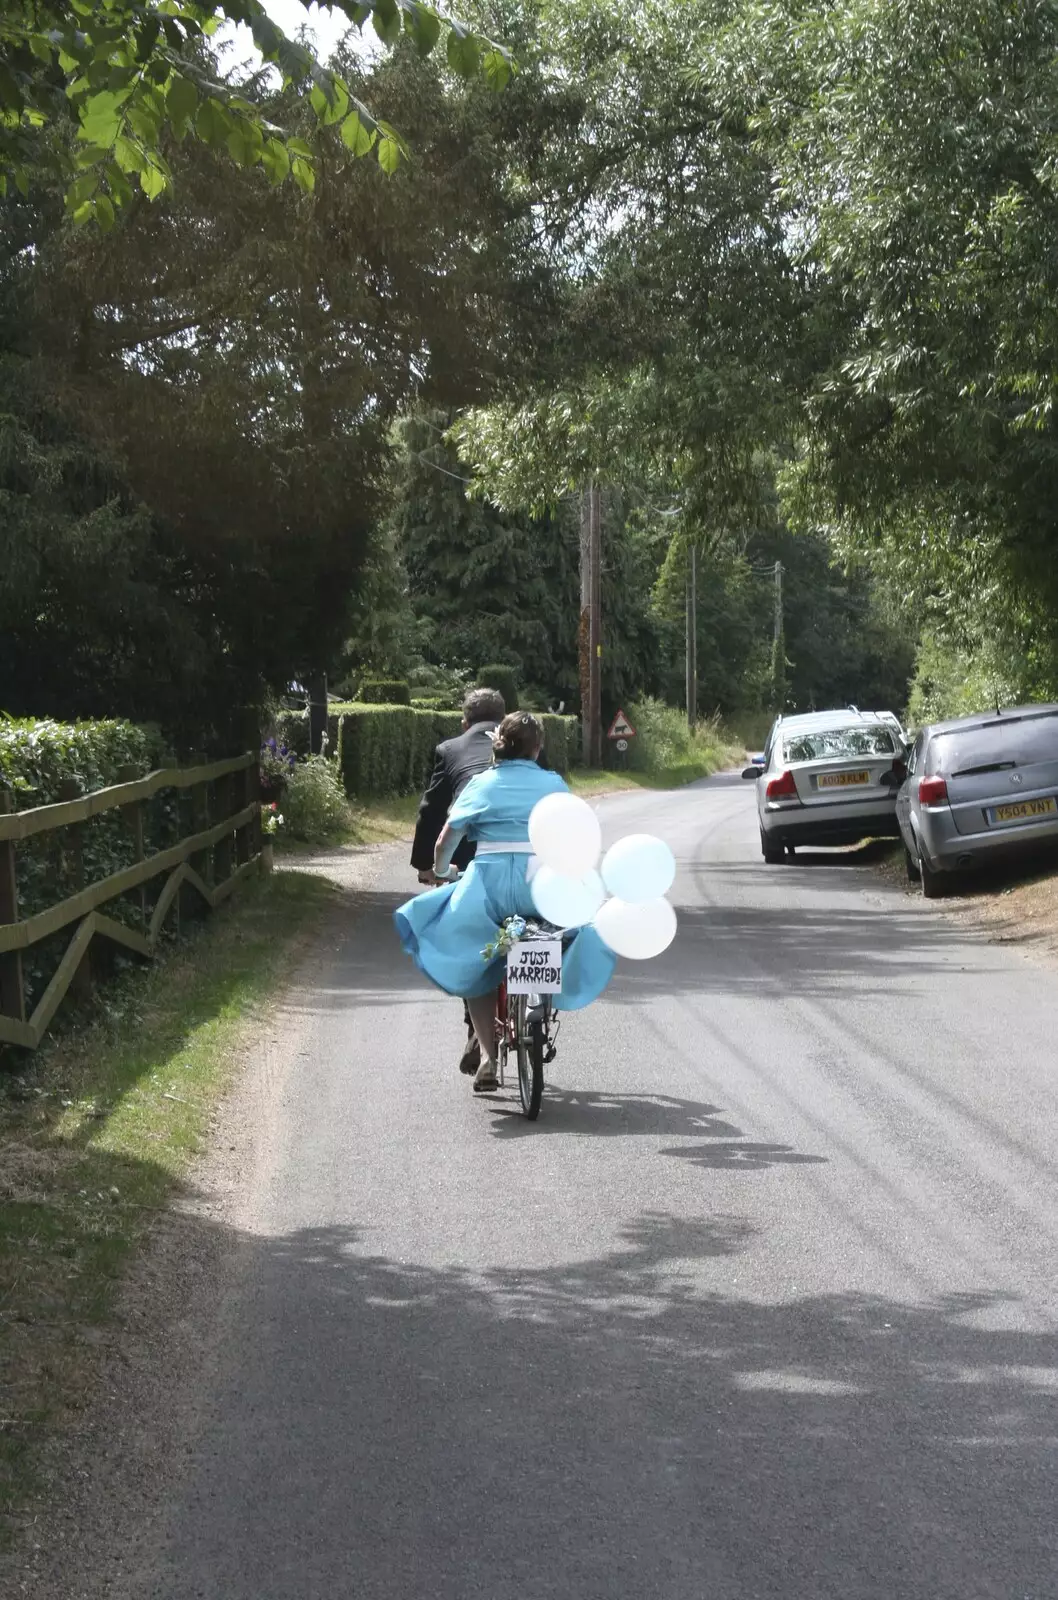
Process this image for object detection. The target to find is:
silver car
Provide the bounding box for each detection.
[743,709,907,863]
[896,704,1058,896]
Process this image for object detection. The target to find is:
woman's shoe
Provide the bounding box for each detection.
[472,1063,499,1093]
[459,1033,482,1075]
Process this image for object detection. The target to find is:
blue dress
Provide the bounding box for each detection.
[394,760,617,1009]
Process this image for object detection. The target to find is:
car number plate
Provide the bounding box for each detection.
[817,770,870,789]
[506,938,563,994]
[989,796,1058,825]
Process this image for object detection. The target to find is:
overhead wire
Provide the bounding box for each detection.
[410,448,475,485]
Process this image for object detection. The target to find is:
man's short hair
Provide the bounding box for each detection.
[463,687,505,726]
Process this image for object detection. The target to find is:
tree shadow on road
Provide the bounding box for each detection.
[661,1139,828,1170]
[121,1208,1058,1600]
[481,1089,828,1171]
[482,1088,744,1140]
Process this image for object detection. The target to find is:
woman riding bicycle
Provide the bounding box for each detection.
[394,712,616,1093]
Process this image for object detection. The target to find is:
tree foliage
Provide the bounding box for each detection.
[387,413,665,711]
[0,29,557,742]
[7,0,960,747]
[705,0,1058,694]
[0,0,511,223]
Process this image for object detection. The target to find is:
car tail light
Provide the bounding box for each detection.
[766,769,798,801]
[918,775,948,805]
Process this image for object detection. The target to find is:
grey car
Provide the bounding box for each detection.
[744,708,907,863]
[897,703,1058,896]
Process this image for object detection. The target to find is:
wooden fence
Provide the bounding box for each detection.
[0,752,260,1050]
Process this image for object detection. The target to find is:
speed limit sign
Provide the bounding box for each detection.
[615,738,629,752]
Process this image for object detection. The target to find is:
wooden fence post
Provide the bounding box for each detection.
[57,778,91,999]
[213,773,234,885]
[234,762,251,868]
[308,676,328,756]
[0,791,25,1029]
[182,754,210,923]
[117,764,148,934]
[247,751,261,867]
[189,761,212,891]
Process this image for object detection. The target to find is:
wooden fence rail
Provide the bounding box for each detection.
[0,751,261,1051]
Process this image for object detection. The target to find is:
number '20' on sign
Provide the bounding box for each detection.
[506,939,563,994]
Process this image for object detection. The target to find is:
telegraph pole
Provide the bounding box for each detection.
[771,559,785,713]
[308,673,328,755]
[579,485,591,765]
[589,481,603,767]
[579,483,603,767]
[685,544,697,730]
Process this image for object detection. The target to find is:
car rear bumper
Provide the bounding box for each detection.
[761,805,900,848]
[916,809,1058,872]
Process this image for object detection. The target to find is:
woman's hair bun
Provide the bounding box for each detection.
[492,711,544,762]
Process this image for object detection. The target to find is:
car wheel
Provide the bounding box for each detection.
[760,828,784,865]
[904,844,920,883]
[919,852,944,899]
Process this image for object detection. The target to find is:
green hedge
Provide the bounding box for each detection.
[541,713,574,777]
[337,707,460,799]
[334,707,577,799]
[358,678,411,705]
[0,715,167,805]
[272,708,342,758]
[476,665,519,711]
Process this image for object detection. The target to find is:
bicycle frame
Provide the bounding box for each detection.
[495,981,557,1089]
[492,921,566,1107]
[495,978,517,1086]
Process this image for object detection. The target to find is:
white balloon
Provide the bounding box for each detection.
[531,866,606,929]
[594,896,677,960]
[600,833,676,903]
[528,793,602,877]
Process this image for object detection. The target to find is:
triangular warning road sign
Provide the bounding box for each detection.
[607,708,636,739]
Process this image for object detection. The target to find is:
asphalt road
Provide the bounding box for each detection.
[146,774,1058,1599]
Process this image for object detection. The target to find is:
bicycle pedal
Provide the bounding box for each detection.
[544,1046,556,1064]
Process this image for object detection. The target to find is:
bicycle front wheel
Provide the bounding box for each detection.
[515,996,544,1120]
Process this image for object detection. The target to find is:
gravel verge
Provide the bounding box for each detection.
[1,839,406,1600]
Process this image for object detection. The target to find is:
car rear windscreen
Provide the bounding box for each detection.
[932,713,1058,775]
[783,726,896,763]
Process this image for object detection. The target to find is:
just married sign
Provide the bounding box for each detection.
[506,939,563,994]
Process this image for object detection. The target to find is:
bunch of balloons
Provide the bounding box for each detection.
[526,793,677,960]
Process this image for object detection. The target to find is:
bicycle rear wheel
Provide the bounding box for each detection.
[515,996,544,1120]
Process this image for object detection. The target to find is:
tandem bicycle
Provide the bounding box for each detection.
[492,917,573,1121]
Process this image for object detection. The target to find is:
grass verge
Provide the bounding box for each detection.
[876,836,1058,961]
[276,794,420,854]
[568,763,734,797]
[0,870,335,1546]
[347,795,421,845]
